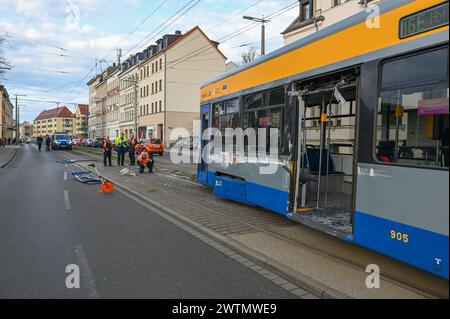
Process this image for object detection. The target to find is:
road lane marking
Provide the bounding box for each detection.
[64,171,68,181]
[74,245,100,299]
[64,190,71,210]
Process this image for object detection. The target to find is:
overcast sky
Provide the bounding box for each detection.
[0,0,298,122]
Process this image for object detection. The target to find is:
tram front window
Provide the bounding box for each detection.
[376,47,449,168]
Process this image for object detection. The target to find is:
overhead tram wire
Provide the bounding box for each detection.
[93,0,169,66]
[122,0,200,57]
[58,0,191,102]
[164,1,298,71]
[127,0,267,69]
[64,0,99,60]
[0,30,92,59]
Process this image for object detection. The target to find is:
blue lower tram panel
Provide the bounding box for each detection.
[354,211,449,279]
[201,172,449,279]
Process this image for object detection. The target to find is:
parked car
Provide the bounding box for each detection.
[142,138,164,156]
[75,138,84,146]
[52,133,72,150]
[93,138,104,148]
[82,139,93,147]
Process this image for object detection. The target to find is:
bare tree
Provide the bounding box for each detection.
[240,46,258,64]
[0,37,10,79]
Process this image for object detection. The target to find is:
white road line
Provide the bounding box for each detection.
[64,190,71,210]
[74,245,100,299]
[64,171,68,181]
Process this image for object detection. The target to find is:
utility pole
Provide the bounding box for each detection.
[14,94,26,143]
[243,16,271,56]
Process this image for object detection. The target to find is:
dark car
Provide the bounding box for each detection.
[52,133,72,150]
[92,138,104,148]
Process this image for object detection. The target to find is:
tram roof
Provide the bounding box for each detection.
[200,0,448,102]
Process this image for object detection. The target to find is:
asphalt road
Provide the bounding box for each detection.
[0,145,294,299]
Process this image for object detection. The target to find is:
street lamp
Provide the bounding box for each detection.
[14,94,27,143]
[243,16,271,56]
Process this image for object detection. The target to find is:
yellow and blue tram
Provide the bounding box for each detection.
[198,0,449,279]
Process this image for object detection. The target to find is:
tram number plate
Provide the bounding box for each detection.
[399,2,449,39]
[390,230,409,244]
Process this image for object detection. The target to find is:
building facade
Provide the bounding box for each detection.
[87,75,101,139]
[282,0,384,44]
[20,121,33,138]
[33,106,74,137]
[137,27,227,145]
[119,54,142,139]
[106,69,120,140]
[73,104,89,138]
[0,85,13,139]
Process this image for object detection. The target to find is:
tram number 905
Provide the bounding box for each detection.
[391,230,409,244]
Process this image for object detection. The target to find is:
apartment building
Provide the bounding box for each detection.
[20,121,33,138]
[87,65,120,139]
[106,69,120,140]
[73,104,89,138]
[118,53,143,139]
[33,106,74,137]
[0,85,13,139]
[282,0,384,44]
[137,27,227,145]
[87,75,101,138]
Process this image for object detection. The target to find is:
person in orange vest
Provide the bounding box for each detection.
[103,135,113,167]
[135,141,143,156]
[137,149,153,174]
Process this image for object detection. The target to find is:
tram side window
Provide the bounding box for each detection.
[213,99,240,151]
[243,87,285,154]
[375,47,449,168]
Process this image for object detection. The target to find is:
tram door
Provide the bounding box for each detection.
[294,71,359,235]
[198,104,211,185]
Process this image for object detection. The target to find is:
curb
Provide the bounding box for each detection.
[0,148,19,169]
[56,152,349,299]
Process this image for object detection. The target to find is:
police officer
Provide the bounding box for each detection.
[115,133,128,166]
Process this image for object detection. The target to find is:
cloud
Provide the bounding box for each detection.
[1,0,299,122]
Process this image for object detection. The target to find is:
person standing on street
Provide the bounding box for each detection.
[103,135,113,167]
[115,133,128,166]
[128,133,137,166]
[45,135,51,152]
[37,136,43,152]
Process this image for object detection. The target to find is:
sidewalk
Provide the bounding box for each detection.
[0,146,20,169]
[57,149,448,299]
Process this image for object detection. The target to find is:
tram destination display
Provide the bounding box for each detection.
[399,2,449,39]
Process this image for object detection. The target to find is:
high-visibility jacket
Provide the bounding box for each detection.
[103,139,113,151]
[115,136,128,149]
[138,151,150,166]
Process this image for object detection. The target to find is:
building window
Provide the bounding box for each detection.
[299,0,313,23]
[333,0,343,6]
[160,58,163,70]
[155,60,159,71]
[375,46,449,168]
[159,80,162,92]
[159,101,162,113]
[152,83,155,94]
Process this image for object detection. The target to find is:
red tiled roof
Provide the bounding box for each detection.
[34,106,73,121]
[77,104,89,115]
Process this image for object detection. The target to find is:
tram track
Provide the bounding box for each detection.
[56,150,448,299]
